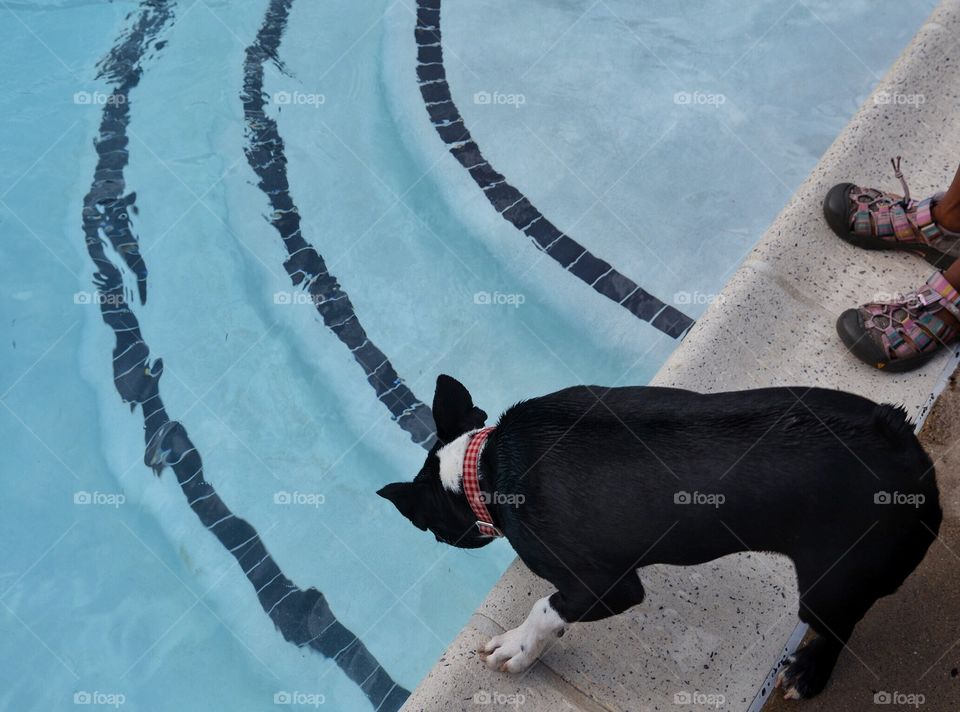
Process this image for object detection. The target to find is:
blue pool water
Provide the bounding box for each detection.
[0,1,934,710]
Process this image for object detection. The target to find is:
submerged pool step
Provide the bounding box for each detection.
[413,0,694,340]
[79,2,410,709]
[242,0,436,450]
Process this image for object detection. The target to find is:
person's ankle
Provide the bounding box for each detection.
[933,270,960,332]
[932,200,960,233]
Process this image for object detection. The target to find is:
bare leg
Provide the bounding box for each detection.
[943,256,960,289]
[932,163,960,232]
[922,233,960,330]
[933,258,960,332]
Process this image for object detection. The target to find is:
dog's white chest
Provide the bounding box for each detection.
[436,429,479,492]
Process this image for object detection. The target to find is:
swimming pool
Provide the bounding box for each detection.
[0,0,934,710]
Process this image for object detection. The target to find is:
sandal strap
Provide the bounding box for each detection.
[922,271,960,321]
[869,271,960,360]
[914,197,945,243]
[891,202,915,241]
[875,202,894,237]
[854,201,873,235]
[880,308,947,358]
[847,159,952,246]
[915,196,936,227]
[904,314,948,349]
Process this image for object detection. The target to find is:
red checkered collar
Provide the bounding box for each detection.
[461,426,502,538]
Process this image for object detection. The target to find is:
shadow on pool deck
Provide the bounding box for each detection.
[764,370,960,712]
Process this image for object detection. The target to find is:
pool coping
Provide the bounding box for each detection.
[400,1,960,709]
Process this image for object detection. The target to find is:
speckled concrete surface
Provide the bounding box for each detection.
[403,1,960,710]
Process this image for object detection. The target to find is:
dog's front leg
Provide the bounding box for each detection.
[548,571,647,623]
[479,573,645,673]
[479,595,566,673]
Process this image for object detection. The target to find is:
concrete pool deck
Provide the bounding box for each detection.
[401,1,960,710]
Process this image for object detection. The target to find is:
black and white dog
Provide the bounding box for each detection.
[378,375,941,700]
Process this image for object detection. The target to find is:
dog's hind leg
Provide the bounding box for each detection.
[776,610,856,700]
[480,571,645,673]
[777,566,880,700]
[778,520,938,700]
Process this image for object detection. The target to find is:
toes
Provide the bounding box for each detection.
[823,182,855,235]
[483,650,504,670]
[483,645,513,671]
[480,635,503,656]
[775,655,795,690]
[500,655,534,674]
[477,634,534,673]
[778,642,834,699]
[783,686,802,701]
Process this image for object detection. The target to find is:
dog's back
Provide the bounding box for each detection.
[491,385,939,572]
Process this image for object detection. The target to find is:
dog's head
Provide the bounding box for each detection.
[377,374,495,549]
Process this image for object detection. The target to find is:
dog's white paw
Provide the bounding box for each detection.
[477,595,565,674]
[479,626,539,673]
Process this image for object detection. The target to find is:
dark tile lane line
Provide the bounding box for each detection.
[80,3,409,709]
[414,0,694,339]
[243,0,436,450]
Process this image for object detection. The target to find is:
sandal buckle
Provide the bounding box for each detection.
[915,288,938,307]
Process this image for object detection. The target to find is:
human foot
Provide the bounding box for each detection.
[837,271,960,372]
[823,158,960,268]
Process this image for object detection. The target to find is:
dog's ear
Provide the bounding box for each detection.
[432,374,487,443]
[377,481,430,531]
